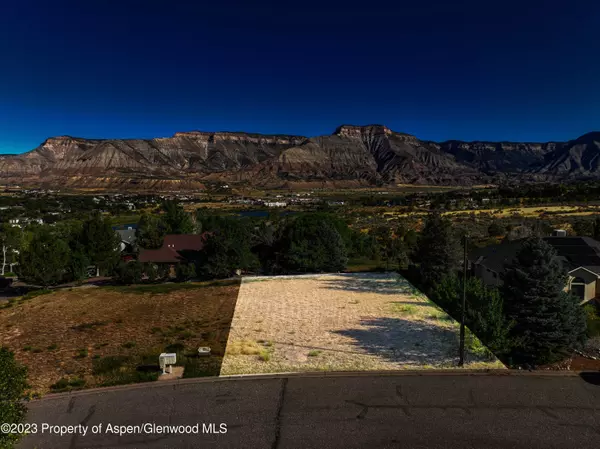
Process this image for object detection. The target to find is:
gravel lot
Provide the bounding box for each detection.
[220,273,504,375]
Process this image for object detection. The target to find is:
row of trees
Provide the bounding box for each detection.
[10,200,409,285]
[413,212,587,366]
[17,212,121,286]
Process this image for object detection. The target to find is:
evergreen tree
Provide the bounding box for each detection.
[162,200,194,234]
[0,347,28,449]
[501,238,587,365]
[279,214,348,273]
[136,214,167,249]
[198,218,258,278]
[80,211,121,276]
[416,212,459,291]
[18,227,70,286]
[430,274,514,357]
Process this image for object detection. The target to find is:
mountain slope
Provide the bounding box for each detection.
[0,125,599,189]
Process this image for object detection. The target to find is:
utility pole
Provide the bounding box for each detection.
[459,234,468,367]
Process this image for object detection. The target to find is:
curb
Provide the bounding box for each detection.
[28,369,586,403]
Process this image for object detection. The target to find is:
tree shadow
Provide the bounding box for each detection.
[320,272,424,296]
[580,371,600,386]
[387,300,438,308]
[333,317,460,366]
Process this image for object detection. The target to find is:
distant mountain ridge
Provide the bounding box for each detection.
[1,125,599,190]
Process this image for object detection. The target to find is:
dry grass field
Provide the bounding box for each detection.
[381,205,600,219]
[0,280,240,394]
[220,273,504,375]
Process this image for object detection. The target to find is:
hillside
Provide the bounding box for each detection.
[1,125,599,189]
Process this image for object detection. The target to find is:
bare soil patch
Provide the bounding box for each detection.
[221,273,504,375]
[0,280,240,394]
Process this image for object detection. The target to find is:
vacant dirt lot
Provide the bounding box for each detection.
[0,281,240,394]
[220,273,504,375]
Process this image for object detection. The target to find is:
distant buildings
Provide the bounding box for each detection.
[263,201,287,208]
[8,218,43,228]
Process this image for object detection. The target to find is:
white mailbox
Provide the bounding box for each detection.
[159,353,177,374]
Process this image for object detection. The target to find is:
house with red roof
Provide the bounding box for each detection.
[138,234,209,265]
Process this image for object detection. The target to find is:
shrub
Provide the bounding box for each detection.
[50,377,85,392]
[74,348,88,359]
[21,289,52,301]
[258,349,271,361]
[143,263,158,282]
[114,261,144,285]
[0,347,28,448]
[175,263,196,282]
[92,355,131,375]
[122,341,136,349]
[585,303,600,337]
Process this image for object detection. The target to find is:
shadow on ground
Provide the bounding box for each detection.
[321,273,423,296]
[579,371,600,386]
[333,317,460,366]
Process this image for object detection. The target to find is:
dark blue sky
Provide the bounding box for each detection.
[1,0,599,154]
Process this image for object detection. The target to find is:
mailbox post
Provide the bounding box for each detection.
[159,353,177,375]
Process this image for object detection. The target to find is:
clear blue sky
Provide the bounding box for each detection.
[1,0,599,154]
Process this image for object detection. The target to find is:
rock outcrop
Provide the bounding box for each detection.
[1,125,599,189]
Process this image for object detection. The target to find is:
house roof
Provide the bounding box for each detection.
[116,229,136,244]
[469,241,524,274]
[138,234,207,264]
[469,236,600,275]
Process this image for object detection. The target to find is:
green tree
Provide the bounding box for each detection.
[18,227,70,286]
[143,263,158,282]
[198,219,258,278]
[279,214,348,273]
[415,212,459,291]
[162,200,194,234]
[431,275,514,357]
[371,226,409,270]
[136,214,167,249]
[487,222,505,237]
[114,261,144,285]
[252,220,282,274]
[501,238,587,365]
[80,212,121,276]
[175,262,196,282]
[67,244,90,284]
[0,347,28,449]
[572,220,593,237]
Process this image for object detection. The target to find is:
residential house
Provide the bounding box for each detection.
[469,235,600,303]
[116,228,137,253]
[138,234,208,266]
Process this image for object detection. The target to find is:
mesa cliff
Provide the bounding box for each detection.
[1,125,599,190]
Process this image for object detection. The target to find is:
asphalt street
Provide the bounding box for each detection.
[18,371,600,449]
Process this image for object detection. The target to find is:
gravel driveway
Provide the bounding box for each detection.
[220,273,504,375]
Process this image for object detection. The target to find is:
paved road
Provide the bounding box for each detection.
[18,371,600,449]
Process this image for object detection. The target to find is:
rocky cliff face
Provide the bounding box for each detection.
[1,126,599,189]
